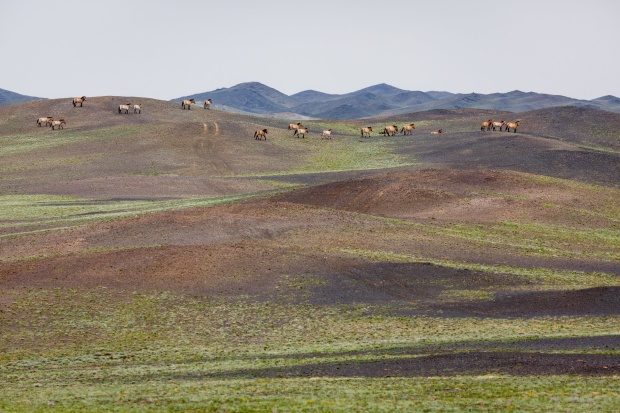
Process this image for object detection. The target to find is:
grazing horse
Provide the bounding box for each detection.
[254,129,268,140]
[203,99,212,109]
[321,129,333,140]
[360,126,373,137]
[481,119,493,131]
[181,99,196,110]
[72,96,86,107]
[294,127,309,138]
[504,120,520,132]
[383,125,399,136]
[288,122,303,131]
[133,104,142,114]
[50,119,66,130]
[430,129,443,135]
[36,116,53,127]
[118,103,132,114]
[401,123,415,135]
[492,120,505,131]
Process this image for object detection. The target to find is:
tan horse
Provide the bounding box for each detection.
[321,129,333,140]
[254,129,268,140]
[118,103,132,114]
[481,119,493,131]
[401,123,415,135]
[50,119,66,130]
[294,127,309,138]
[361,126,373,137]
[36,116,53,127]
[383,125,399,136]
[133,104,142,114]
[504,120,520,132]
[203,99,212,109]
[72,96,86,107]
[430,129,443,135]
[181,99,195,110]
[288,122,303,131]
[492,120,505,131]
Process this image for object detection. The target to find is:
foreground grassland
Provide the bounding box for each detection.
[1,289,619,412]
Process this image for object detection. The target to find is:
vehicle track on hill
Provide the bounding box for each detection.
[193,121,231,174]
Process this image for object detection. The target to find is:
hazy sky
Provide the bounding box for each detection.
[1,0,618,100]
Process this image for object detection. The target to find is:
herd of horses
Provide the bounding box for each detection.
[254,122,445,141]
[480,119,521,132]
[181,99,212,110]
[38,97,522,140]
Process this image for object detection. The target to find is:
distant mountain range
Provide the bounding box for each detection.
[174,82,620,119]
[0,88,44,107]
[3,84,620,119]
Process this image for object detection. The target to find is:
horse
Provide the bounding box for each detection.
[481,119,493,131]
[430,129,443,135]
[72,96,86,107]
[50,119,66,130]
[204,99,212,109]
[118,103,132,114]
[504,120,520,132]
[294,127,309,138]
[401,123,415,135]
[321,129,333,140]
[254,129,268,140]
[36,116,53,127]
[133,104,142,114]
[492,120,505,131]
[383,125,399,136]
[288,122,303,131]
[360,126,373,137]
[181,99,195,110]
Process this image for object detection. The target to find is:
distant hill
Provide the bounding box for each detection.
[0,87,44,107]
[174,83,620,119]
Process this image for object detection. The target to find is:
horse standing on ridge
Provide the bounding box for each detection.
[72,96,86,107]
[181,99,196,110]
[204,99,212,109]
[360,126,373,137]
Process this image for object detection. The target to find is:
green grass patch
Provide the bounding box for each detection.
[0,191,272,237]
[0,126,140,157]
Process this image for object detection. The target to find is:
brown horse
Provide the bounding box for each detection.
[50,119,66,130]
[181,99,195,110]
[72,96,86,107]
[430,129,443,134]
[118,103,132,114]
[294,127,309,138]
[288,122,303,131]
[36,116,53,127]
[481,119,493,131]
[254,129,268,140]
[504,120,520,132]
[361,126,373,137]
[133,104,142,114]
[204,99,212,109]
[492,120,505,131]
[401,123,415,135]
[383,125,399,136]
[321,129,333,140]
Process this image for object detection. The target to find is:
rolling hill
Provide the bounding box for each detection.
[1,97,619,411]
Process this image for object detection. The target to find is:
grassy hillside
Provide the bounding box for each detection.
[1,97,619,412]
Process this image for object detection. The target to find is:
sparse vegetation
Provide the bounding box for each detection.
[1,97,619,412]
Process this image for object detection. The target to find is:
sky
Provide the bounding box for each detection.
[1,0,618,101]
